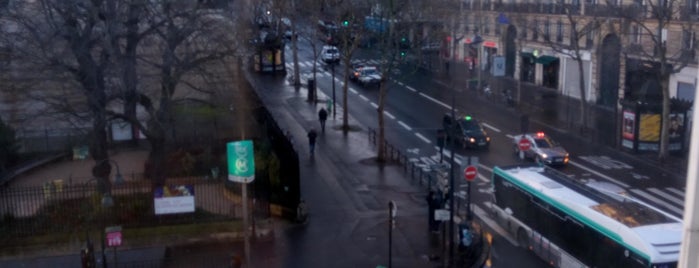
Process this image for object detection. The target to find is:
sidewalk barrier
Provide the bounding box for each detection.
[367,127,449,190]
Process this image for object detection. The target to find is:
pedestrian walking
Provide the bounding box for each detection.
[307,128,318,156]
[318,108,328,132]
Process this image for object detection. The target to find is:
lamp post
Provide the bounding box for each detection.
[332,63,337,119]
[93,159,123,268]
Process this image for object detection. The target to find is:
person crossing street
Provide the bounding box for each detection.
[318,108,328,133]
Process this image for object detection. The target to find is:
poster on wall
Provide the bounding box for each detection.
[639,114,660,142]
[669,114,685,139]
[622,110,635,149]
[153,185,195,215]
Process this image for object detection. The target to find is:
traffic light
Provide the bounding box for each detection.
[400,51,406,57]
[342,20,349,26]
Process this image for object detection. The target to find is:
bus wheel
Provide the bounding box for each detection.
[516,228,529,249]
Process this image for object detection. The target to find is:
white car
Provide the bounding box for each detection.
[349,64,382,86]
[321,45,340,63]
[513,132,569,166]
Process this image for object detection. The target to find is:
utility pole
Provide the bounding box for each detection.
[678,72,699,267]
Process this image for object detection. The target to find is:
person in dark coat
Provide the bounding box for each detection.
[307,129,318,156]
[318,108,328,132]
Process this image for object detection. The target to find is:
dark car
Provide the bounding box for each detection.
[443,114,491,149]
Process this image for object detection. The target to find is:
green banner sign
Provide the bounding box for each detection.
[227,140,255,183]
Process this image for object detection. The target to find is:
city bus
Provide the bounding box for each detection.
[490,165,682,268]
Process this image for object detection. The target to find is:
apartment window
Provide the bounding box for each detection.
[521,20,528,38]
[683,30,696,50]
[692,0,699,15]
[586,28,595,47]
[544,20,551,41]
[630,24,641,44]
[556,21,564,42]
[495,17,501,35]
[533,20,539,40]
[485,18,491,35]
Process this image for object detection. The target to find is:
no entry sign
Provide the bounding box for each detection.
[518,138,532,151]
[464,165,478,181]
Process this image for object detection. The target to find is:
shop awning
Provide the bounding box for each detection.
[536,55,559,65]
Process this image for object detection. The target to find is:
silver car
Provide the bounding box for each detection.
[513,132,569,166]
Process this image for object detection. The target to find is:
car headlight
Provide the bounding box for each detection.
[469,137,476,143]
[486,137,491,142]
[541,153,548,159]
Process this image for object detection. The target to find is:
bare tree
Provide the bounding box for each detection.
[612,0,697,160]
[2,0,244,186]
[3,0,119,194]
[533,5,602,131]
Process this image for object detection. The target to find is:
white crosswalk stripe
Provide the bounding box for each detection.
[629,188,684,217]
[666,187,685,197]
[647,187,684,207]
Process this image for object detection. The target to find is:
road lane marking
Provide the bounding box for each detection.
[398,121,412,131]
[419,92,452,110]
[415,133,431,144]
[481,123,500,133]
[359,95,369,101]
[406,86,417,92]
[630,189,683,216]
[370,102,379,108]
[350,88,358,94]
[396,81,404,86]
[569,160,630,188]
[384,111,396,120]
[667,187,685,197]
[579,155,632,170]
[648,188,684,207]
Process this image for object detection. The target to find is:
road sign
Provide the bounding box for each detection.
[105,226,122,247]
[227,140,255,183]
[435,209,450,221]
[518,137,531,151]
[464,165,478,181]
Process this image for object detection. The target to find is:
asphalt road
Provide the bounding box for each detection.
[281,36,688,267]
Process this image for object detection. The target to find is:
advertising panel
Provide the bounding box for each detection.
[153,185,195,215]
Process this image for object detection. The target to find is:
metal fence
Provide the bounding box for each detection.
[367,128,450,193]
[0,178,258,239]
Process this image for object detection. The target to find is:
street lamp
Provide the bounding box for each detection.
[93,159,122,268]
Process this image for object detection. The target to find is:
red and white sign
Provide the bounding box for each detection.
[518,138,532,151]
[106,231,122,247]
[464,165,478,181]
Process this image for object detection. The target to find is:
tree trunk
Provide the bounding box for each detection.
[659,73,671,161]
[91,110,112,196]
[575,57,588,131]
[377,79,388,162]
[342,61,350,132]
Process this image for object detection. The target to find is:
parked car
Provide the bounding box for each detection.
[349,64,382,86]
[512,132,569,166]
[321,45,340,63]
[442,114,491,149]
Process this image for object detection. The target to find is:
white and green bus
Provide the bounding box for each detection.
[490,165,682,268]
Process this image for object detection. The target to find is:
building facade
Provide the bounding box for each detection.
[437,0,697,149]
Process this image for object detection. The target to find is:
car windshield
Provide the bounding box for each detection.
[534,137,556,148]
[327,48,338,54]
[362,68,378,76]
[459,119,483,133]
